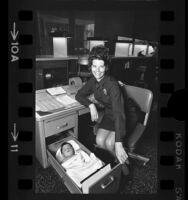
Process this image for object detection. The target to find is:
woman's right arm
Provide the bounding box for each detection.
[75,78,98,122]
[75,78,94,107]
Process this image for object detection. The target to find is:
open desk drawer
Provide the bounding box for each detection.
[47,136,122,194]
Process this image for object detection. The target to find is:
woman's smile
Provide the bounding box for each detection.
[91,59,106,81]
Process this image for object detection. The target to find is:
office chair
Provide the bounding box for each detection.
[93,82,153,166]
[118,81,153,153]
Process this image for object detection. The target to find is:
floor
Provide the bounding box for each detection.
[35,105,158,194]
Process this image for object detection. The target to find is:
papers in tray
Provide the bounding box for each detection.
[36,89,79,113]
[56,94,78,107]
[36,92,65,112]
[46,86,66,96]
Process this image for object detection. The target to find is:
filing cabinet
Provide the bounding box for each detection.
[44,114,77,137]
[47,136,122,194]
[36,111,78,168]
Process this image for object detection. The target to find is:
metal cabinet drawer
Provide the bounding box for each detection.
[44,115,76,137]
[88,164,121,193]
[47,136,122,194]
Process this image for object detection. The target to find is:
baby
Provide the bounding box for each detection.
[60,142,76,162]
[56,141,103,187]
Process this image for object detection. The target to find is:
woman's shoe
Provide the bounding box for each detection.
[128,145,135,153]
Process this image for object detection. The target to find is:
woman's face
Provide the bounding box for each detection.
[91,59,106,81]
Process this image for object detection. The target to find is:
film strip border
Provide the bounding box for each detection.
[8,6,35,199]
[159,1,185,199]
[8,1,185,200]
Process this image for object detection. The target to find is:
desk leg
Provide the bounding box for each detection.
[74,114,78,138]
[36,121,48,168]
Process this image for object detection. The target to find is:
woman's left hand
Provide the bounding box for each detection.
[115,142,128,164]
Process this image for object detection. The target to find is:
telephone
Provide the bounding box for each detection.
[69,77,83,87]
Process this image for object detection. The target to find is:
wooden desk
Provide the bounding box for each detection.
[36,86,89,168]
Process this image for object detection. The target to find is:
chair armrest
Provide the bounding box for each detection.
[143,113,149,126]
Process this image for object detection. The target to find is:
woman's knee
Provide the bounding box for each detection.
[105,132,115,151]
[96,131,107,148]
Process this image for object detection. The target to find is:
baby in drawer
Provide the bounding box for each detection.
[56,140,104,188]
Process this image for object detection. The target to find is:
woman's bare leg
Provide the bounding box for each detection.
[96,128,110,149]
[105,131,115,152]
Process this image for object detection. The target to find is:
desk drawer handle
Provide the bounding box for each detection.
[57,122,68,129]
[100,176,114,189]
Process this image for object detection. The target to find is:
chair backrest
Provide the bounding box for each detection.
[119,81,153,126]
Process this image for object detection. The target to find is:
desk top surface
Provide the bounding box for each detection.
[36,85,89,121]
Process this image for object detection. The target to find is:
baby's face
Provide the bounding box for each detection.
[62,144,74,158]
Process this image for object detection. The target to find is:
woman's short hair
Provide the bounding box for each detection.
[88,45,110,72]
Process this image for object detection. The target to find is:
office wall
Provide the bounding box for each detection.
[95,10,159,41]
[95,11,134,54]
[36,10,159,55]
[133,10,159,41]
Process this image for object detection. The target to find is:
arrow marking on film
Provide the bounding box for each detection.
[11,123,19,142]
[10,22,19,40]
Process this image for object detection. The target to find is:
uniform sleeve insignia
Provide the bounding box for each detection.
[103,88,107,95]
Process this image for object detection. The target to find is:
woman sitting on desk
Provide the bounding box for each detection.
[75,45,128,166]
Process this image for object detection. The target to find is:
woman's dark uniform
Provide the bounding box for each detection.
[75,75,126,143]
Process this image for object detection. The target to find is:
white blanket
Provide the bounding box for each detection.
[61,150,103,188]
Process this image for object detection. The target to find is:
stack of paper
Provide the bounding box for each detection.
[56,94,78,108]
[46,86,66,96]
[36,92,64,112]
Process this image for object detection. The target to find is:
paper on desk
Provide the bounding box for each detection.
[56,94,78,107]
[46,86,66,96]
[35,104,40,111]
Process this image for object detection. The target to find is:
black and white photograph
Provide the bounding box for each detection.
[35,7,159,194]
[8,0,185,198]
